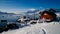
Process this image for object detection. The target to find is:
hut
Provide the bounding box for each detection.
[40,10,56,22]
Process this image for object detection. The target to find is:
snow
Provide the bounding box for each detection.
[0,22,60,34]
[44,23,60,34]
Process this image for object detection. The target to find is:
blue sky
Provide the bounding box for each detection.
[0,0,60,14]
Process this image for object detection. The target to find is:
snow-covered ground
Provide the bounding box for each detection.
[1,22,60,34]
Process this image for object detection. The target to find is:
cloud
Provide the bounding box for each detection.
[28,8,36,11]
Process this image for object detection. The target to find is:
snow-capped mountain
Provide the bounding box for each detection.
[0,8,60,34]
[45,8,60,13]
[54,9,60,13]
[0,11,23,22]
[26,10,39,13]
[24,9,40,15]
[0,11,15,15]
[23,10,40,20]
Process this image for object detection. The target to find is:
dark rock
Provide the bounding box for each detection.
[30,22,37,24]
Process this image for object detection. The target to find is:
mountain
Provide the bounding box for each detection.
[0,11,15,15]
[25,10,40,15]
[25,8,60,15]
[55,9,60,13]
[45,8,60,13]
[26,10,39,13]
[0,11,7,14]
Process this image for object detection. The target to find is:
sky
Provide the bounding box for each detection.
[0,0,60,14]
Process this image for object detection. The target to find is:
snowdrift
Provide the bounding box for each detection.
[1,22,60,34]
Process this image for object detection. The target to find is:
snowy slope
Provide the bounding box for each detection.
[1,22,60,34]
